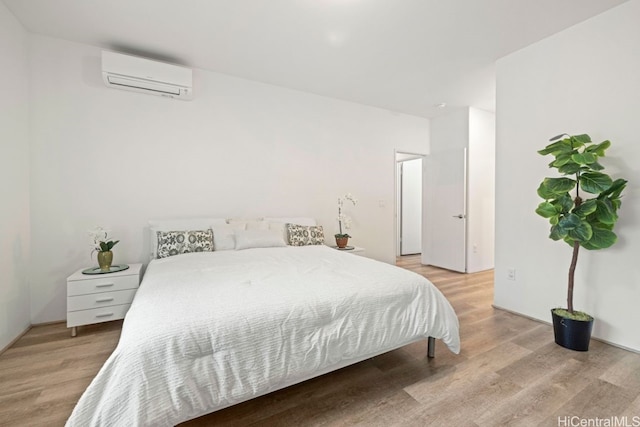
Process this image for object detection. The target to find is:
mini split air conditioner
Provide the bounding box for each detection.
[101,51,193,100]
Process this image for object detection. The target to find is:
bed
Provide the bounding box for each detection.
[66,220,460,426]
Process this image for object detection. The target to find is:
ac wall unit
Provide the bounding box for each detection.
[101,51,193,100]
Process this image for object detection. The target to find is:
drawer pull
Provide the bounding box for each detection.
[96,283,114,288]
[95,312,114,318]
[96,297,114,303]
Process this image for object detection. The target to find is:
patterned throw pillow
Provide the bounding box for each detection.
[286,224,325,246]
[156,229,214,258]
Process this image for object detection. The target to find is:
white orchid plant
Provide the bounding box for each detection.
[336,193,357,238]
[88,226,119,254]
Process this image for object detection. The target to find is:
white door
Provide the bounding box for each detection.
[400,158,422,255]
[423,148,467,272]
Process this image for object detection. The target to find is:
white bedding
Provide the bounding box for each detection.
[66,245,459,426]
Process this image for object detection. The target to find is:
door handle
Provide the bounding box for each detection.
[452,214,465,219]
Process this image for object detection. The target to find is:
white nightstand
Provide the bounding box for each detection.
[67,263,142,337]
[332,246,366,257]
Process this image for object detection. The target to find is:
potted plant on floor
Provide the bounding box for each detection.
[535,133,627,351]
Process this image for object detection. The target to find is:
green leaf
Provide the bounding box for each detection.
[99,242,108,252]
[582,227,617,250]
[549,225,565,240]
[600,178,627,199]
[536,202,557,218]
[549,133,568,142]
[557,161,582,175]
[580,172,612,194]
[544,177,577,194]
[586,140,611,156]
[567,220,592,242]
[590,221,614,231]
[537,182,557,200]
[571,152,597,165]
[554,194,574,214]
[572,134,592,144]
[538,140,573,156]
[572,199,597,217]
[588,161,604,171]
[612,198,621,210]
[558,213,581,230]
[552,152,575,167]
[595,199,617,224]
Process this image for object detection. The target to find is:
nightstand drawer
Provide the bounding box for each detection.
[67,304,131,328]
[67,289,137,312]
[67,275,139,296]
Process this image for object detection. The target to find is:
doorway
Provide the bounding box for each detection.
[395,152,425,256]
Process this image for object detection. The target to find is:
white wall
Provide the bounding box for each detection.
[0,3,30,350]
[494,0,640,351]
[467,107,495,273]
[27,35,430,323]
[429,108,469,153]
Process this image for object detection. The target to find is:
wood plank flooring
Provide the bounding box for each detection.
[1,256,638,426]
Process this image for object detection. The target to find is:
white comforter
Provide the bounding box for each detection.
[66,245,459,426]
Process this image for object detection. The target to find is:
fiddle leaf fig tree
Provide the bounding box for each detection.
[536,133,627,318]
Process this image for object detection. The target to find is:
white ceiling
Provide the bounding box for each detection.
[3,0,628,118]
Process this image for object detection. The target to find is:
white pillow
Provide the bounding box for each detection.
[212,223,246,251]
[148,218,227,259]
[267,222,287,241]
[234,229,286,250]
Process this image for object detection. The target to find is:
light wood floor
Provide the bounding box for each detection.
[1,256,639,426]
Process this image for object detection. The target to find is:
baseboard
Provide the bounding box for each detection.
[31,319,66,327]
[0,325,32,355]
[492,304,640,355]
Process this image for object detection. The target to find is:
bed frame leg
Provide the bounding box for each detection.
[427,336,435,358]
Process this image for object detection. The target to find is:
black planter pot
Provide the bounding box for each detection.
[551,309,594,351]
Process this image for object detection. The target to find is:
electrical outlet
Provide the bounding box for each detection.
[507,268,516,281]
